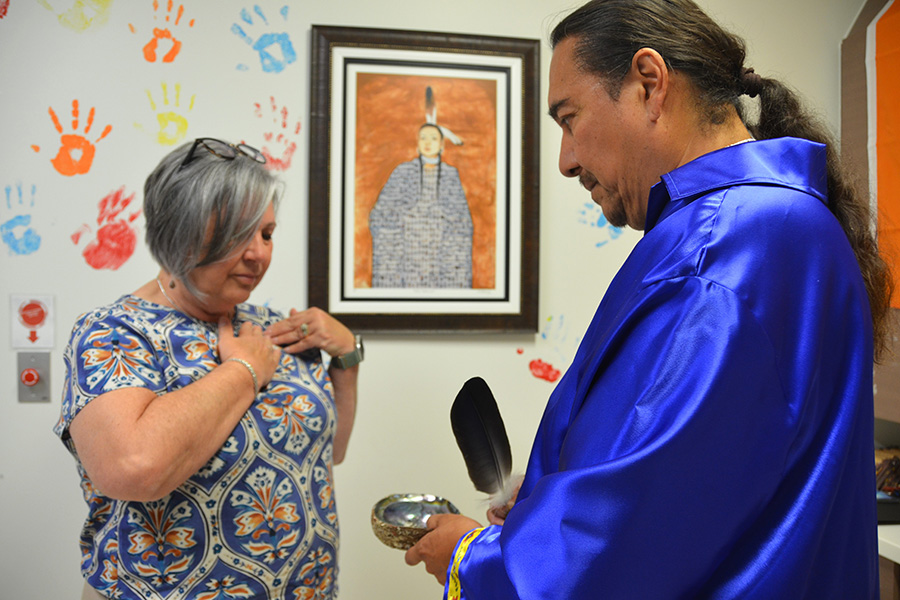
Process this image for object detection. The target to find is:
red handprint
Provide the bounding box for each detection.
[254,96,301,171]
[41,100,112,177]
[529,359,561,383]
[72,187,141,270]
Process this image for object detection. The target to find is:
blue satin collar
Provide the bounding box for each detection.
[645,137,828,232]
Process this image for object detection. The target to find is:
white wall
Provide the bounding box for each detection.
[0,0,864,598]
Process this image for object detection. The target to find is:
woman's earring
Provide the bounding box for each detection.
[169,280,176,289]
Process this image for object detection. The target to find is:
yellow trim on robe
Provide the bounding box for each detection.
[446,527,486,600]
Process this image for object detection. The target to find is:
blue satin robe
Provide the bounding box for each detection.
[447,138,878,599]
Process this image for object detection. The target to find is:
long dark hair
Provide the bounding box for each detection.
[552,0,894,360]
[417,123,444,201]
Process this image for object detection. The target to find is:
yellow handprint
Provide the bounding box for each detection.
[135,82,195,146]
[37,0,113,32]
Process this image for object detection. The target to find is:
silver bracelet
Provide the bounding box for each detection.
[227,357,258,393]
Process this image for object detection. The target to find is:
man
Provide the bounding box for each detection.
[405,0,892,598]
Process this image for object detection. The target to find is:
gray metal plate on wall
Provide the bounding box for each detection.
[17,352,50,403]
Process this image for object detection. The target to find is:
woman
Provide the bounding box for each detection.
[368,122,473,288]
[54,138,363,600]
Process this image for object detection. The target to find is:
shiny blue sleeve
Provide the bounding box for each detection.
[451,276,808,598]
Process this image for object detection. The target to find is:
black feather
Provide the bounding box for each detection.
[450,377,512,496]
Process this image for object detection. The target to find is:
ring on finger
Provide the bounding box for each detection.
[300,323,310,338]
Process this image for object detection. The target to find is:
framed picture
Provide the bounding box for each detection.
[308,25,540,333]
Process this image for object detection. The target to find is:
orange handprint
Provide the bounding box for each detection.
[72,187,141,270]
[129,0,195,64]
[39,100,112,177]
[254,96,301,171]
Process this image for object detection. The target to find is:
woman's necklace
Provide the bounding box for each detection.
[156,276,188,315]
[155,276,236,326]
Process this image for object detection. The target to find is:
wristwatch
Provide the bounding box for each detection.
[331,334,364,369]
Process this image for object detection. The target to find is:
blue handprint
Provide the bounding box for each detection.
[577,201,624,248]
[540,314,581,363]
[231,5,296,73]
[518,314,581,383]
[1,183,41,256]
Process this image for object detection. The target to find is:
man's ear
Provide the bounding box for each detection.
[630,47,668,122]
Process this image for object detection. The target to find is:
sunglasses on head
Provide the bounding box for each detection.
[179,138,266,170]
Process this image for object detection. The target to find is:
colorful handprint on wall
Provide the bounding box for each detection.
[254,96,301,171]
[232,5,296,73]
[36,0,113,32]
[135,82,195,146]
[33,100,112,177]
[129,0,195,63]
[1,184,41,256]
[578,201,624,248]
[71,187,141,270]
[518,314,581,383]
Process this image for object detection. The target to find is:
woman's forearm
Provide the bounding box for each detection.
[69,359,258,501]
[328,364,358,464]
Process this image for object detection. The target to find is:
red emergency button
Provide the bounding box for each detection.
[21,368,40,387]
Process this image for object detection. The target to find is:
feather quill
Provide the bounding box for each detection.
[423,85,463,146]
[425,86,436,124]
[450,377,520,509]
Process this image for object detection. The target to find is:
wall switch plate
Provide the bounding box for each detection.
[17,352,51,403]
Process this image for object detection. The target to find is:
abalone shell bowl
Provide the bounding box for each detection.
[371,493,460,550]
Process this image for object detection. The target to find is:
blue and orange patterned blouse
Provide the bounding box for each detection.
[54,295,340,600]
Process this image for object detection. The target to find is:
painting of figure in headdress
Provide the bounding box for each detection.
[307,26,540,331]
[354,76,497,291]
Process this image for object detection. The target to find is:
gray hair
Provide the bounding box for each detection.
[143,140,282,298]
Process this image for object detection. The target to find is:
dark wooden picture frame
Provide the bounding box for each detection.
[308,25,540,333]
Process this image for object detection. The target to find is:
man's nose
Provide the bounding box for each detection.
[558,135,580,178]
